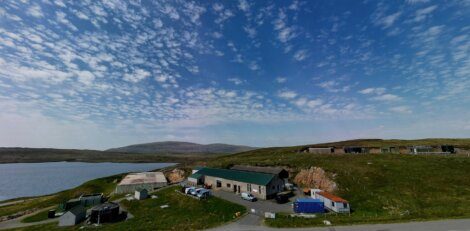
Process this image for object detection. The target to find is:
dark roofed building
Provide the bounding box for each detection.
[90,202,120,224]
[188,167,285,200]
[230,165,289,179]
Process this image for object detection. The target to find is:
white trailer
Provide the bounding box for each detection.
[311,189,350,213]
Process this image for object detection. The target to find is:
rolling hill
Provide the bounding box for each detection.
[106,141,257,154]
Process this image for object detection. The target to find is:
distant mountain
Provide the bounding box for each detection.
[106,141,257,154]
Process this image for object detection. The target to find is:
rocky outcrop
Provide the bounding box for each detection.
[294,167,337,192]
[165,168,186,183]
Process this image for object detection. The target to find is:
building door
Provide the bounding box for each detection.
[216,180,221,188]
[237,185,240,193]
[233,185,237,192]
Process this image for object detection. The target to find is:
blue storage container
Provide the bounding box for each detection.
[293,198,325,213]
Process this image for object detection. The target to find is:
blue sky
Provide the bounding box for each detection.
[0,0,469,149]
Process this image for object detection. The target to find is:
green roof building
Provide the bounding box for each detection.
[188,167,285,200]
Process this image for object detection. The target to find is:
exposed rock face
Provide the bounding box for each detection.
[294,167,337,192]
[165,168,186,183]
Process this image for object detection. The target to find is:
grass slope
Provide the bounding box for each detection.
[0,174,122,218]
[209,149,470,227]
[0,147,213,164]
[10,186,246,231]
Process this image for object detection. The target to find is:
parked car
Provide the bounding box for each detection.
[275,193,289,204]
[196,189,211,199]
[192,188,203,196]
[185,187,196,195]
[241,192,256,202]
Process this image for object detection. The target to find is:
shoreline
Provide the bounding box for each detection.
[0,162,178,203]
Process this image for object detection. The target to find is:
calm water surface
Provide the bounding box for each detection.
[0,162,175,201]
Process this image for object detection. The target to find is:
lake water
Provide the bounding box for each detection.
[0,162,175,201]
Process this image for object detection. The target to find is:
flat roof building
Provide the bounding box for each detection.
[115,172,167,194]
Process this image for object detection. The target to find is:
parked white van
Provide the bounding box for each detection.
[241,192,257,202]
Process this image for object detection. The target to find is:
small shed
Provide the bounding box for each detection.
[90,202,120,224]
[58,205,86,227]
[135,188,148,200]
[312,189,350,213]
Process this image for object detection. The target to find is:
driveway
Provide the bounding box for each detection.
[211,190,294,215]
[211,188,306,227]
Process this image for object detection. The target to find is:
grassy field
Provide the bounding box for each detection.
[21,210,53,223]
[209,149,470,227]
[9,186,246,231]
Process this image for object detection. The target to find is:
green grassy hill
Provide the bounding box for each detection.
[0,147,213,164]
[207,141,470,227]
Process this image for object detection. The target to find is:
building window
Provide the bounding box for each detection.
[247,184,252,192]
[227,183,231,188]
[343,203,348,208]
[272,186,275,190]
[331,201,335,207]
[216,180,221,188]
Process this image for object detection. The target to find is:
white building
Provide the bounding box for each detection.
[135,188,148,200]
[58,205,86,226]
[115,172,167,194]
[311,189,350,213]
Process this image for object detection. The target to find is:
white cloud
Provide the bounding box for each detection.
[27,5,44,18]
[238,0,250,12]
[275,77,287,83]
[244,26,256,38]
[123,69,151,83]
[317,81,350,93]
[359,88,386,95]
[228,78,245,85]
[153,18,163,28]
[307,99,323,108]
[372,94,401,102]
[414,5,438,22]
[76,71,95,85]
[376,12,401,29]
[274,10,297,44]
[278,90,297,99]
[390,106,412,114]
[294,97,308,107]
[293,49,309,61]
[249,61,259,71]
[56,11,78,31]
